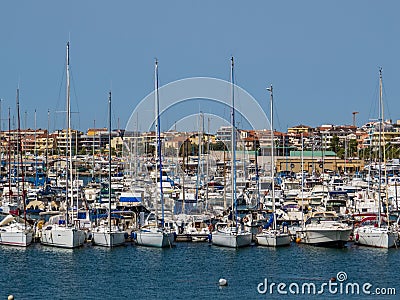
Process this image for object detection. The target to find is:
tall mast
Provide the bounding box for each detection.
[34,109,37,186]
[230,57,237,228]
[380,69,390,221]
[92,119,95,180]
[301,132,304,224]
[378,68,383,227]
[45,109,49,187]
[108,91,112,232]
[16,88,26,225]
[65,41,71,226]
[155,59,164,227]
[8,107,11,206]
[267,84,276,230]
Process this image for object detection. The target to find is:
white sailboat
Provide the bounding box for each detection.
[92,91,126,247]
[135,59,175,248]
[41,41,85,249]
[212,57,252,248]
[256,85,291,247]
[0,214,33,247]
[0,89,33,247]
[354,68,398,249]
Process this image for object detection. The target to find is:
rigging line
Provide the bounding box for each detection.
[381,79,392,122]
[55,61,66,130]
[273,91,283,132]
[367,74,380,126]
[69,69,81,129]
[111,98,118,130]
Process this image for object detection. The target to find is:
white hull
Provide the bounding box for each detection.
[41,225,86,248]
[212,231,252,248]
[136,230,175,248]
[92,230,126,247]
[0,216,33,247]
[0,230,33,247]
[355,226,398,249]
[297,227,352,247]
[256,231,291,247]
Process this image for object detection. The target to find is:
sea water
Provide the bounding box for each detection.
[0,242,398,299]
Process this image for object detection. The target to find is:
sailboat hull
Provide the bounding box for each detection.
[136,230,175,248]
[256,231,291,247]
[212,231,252,248]
[355,226,398,248]
[0,230,33,247]
[92,231,126,247]
[41,225,86,248]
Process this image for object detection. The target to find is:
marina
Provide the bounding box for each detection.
[0,242,399,299]
[2,1,400,299]
[1,67,400,253]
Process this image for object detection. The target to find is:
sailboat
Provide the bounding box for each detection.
[92,92,126,247]
[211,57,252,248]
[256,85,291,247]
[354,68,398,248]
[135,59,175,248]
[0,89,33,247]
[40,41,86,248]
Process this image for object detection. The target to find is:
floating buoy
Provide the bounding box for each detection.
[8,295,14,300]
[219,278,228,286]
[295,237,301,243]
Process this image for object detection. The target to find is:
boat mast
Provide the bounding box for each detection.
[16,88,27,225]
[34,109,37,186]
[267,84,276,230]
[301,132,304,225]
[108,91,112,232]
[45,109,49,188]
[195,113,201,208]
[206,116,210,211]
[380,69,390,222]
[92,120,96,180]
[155,59,164,227]
[66,41,71,226]
[181,139,186,214]
[377,68,383,227]
[8,107,11,206]
[230,57,237,228]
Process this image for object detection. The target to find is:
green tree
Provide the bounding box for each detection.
[209,141,227,151]
[330,135,341,154]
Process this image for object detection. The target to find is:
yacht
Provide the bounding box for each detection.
[296,211,352,247]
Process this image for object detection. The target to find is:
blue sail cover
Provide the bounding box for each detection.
[119,195,142,203]
[263,214,274,229]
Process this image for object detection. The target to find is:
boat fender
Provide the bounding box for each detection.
[124,232,129,239]
[173,232,177,241]
[131,232,137,240]
[355,233,359,242]
[37,220,44,230]
[208,233,212,242]
[295,237,301,243]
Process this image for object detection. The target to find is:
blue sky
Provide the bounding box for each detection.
[0,1,399,133]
